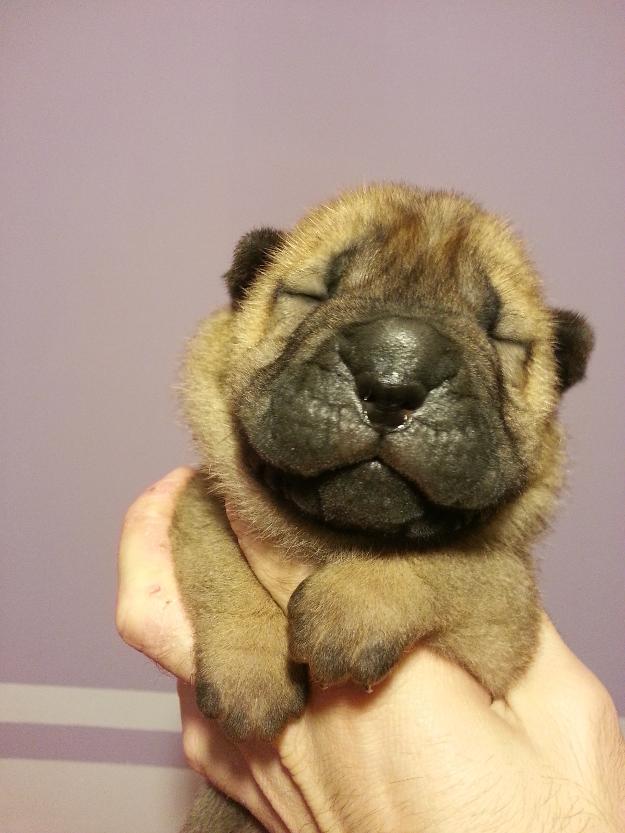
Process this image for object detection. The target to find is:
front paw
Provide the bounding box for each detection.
[195,654,307,741]
[287,573,410,690]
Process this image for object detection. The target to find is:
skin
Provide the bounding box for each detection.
[117,468,625,833]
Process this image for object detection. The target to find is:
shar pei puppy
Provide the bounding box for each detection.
[171,183,593,832]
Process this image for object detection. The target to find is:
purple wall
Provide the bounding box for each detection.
[2,2,623,709]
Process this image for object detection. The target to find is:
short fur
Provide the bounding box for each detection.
[171,184,593,832]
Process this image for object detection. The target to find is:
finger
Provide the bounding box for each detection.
[499,614,625,794]
[226,506,313,613]
[116,467,195,680]
[178,681,289,833]
[241,740,322,833]
[118,467,194,589]
[506,614,616,733]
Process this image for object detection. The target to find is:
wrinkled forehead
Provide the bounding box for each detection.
[275,195,539,318]
[324,218,498,304]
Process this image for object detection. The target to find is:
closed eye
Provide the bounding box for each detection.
[490,334,532,369]
[491,334,530,348]
[279,288,327,303]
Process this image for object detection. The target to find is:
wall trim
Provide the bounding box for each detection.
[0,683,180,732]
[1,682,623,737]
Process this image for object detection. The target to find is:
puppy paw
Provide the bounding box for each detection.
[287,571,413,689]
[195,655,307,741]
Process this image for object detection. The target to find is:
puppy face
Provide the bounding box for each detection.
[185,185,592,547]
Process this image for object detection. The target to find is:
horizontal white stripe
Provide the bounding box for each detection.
[1,683,623,737]
[0,758,202,833]
[0,683,181,732]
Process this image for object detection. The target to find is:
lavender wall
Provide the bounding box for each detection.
[3,0,623,715]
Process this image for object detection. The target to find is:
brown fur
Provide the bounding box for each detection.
[180,785,264,833]
[171,184,592,832]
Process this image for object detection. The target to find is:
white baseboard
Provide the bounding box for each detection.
[2,682,623,737]
[0,682,180,731]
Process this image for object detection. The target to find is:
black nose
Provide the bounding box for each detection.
[338,317,460,430]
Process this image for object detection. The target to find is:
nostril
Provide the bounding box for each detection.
[355,372,427,427]
[355,372,376,403]
[401,389,426,411]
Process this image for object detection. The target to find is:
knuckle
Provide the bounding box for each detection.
[114,600,130,640]
[576,670,615,714]
[122,497,167,533]
[563,667,619,736]
[114,601,144,651]
[181,724,206,775]
[585,679,619,726]
[122,473,188,534]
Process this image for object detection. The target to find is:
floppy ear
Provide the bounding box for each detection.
[552,309,594,392]
[224,227,284,309]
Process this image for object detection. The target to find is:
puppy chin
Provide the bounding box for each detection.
[253,456,483,546]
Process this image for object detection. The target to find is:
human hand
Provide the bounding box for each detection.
[116,467,299,831]
[117,470,625,833]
